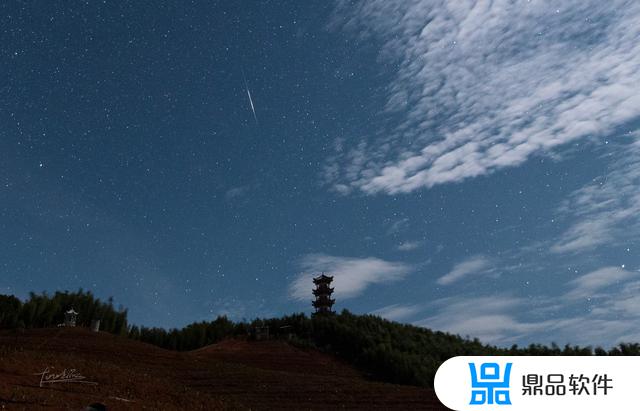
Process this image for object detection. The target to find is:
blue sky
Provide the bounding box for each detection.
[2,1,640,347]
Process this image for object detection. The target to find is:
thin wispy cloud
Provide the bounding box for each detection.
[437,255,491,286]
[416,296,554,344]
[370,303,423,321]
[418,264,640,346]
[225,184,252,200]
[385,217,410,235]
[327,1,640,194]
[289,253,412,301]
[565,266,635,300]
[397,241,423,252]
[552,139,640,254]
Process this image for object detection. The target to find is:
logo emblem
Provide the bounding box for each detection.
[469,362,512,405]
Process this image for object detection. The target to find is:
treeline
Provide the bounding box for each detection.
[129,313,640,386]
[129,316,245,351]
[2,291,640,387]
[0,290,127,335]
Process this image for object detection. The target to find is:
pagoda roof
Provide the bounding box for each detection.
[313,273,333,283]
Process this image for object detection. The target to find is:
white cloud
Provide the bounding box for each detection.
[326,1,640,194]
[550,219,615,254]
[289,253,411,301]
[370,303,422,321]
[565,266,635,300]
[437,255,491,286]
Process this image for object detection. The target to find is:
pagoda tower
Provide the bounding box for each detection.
[312,273,335,315]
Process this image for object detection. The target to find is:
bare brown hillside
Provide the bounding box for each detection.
[0,328,447,410]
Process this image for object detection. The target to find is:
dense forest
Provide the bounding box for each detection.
[1,290,638,387]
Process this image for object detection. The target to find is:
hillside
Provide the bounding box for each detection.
[0,327,446,410]
[5,290,634,394]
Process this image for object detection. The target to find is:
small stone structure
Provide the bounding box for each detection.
[64,309,78,327]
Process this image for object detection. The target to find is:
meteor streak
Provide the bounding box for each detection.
[246,87,257,123]
[242,68,258,124]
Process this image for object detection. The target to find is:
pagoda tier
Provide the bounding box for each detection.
[312,297,335,306]
[312,287,334,296]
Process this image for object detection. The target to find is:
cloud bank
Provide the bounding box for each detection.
[327,0,640,194]
[420,265,640,346]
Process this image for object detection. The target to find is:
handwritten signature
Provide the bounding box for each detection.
[33,367,98,387]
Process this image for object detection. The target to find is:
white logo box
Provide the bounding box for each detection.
[435,356,635,410]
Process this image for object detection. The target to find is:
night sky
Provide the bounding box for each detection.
[2,1,640,347]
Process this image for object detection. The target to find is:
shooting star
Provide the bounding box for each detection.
[246,87,257,123]
[242,68,258,124]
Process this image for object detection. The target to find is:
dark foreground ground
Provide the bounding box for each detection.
[0,328,447,410]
